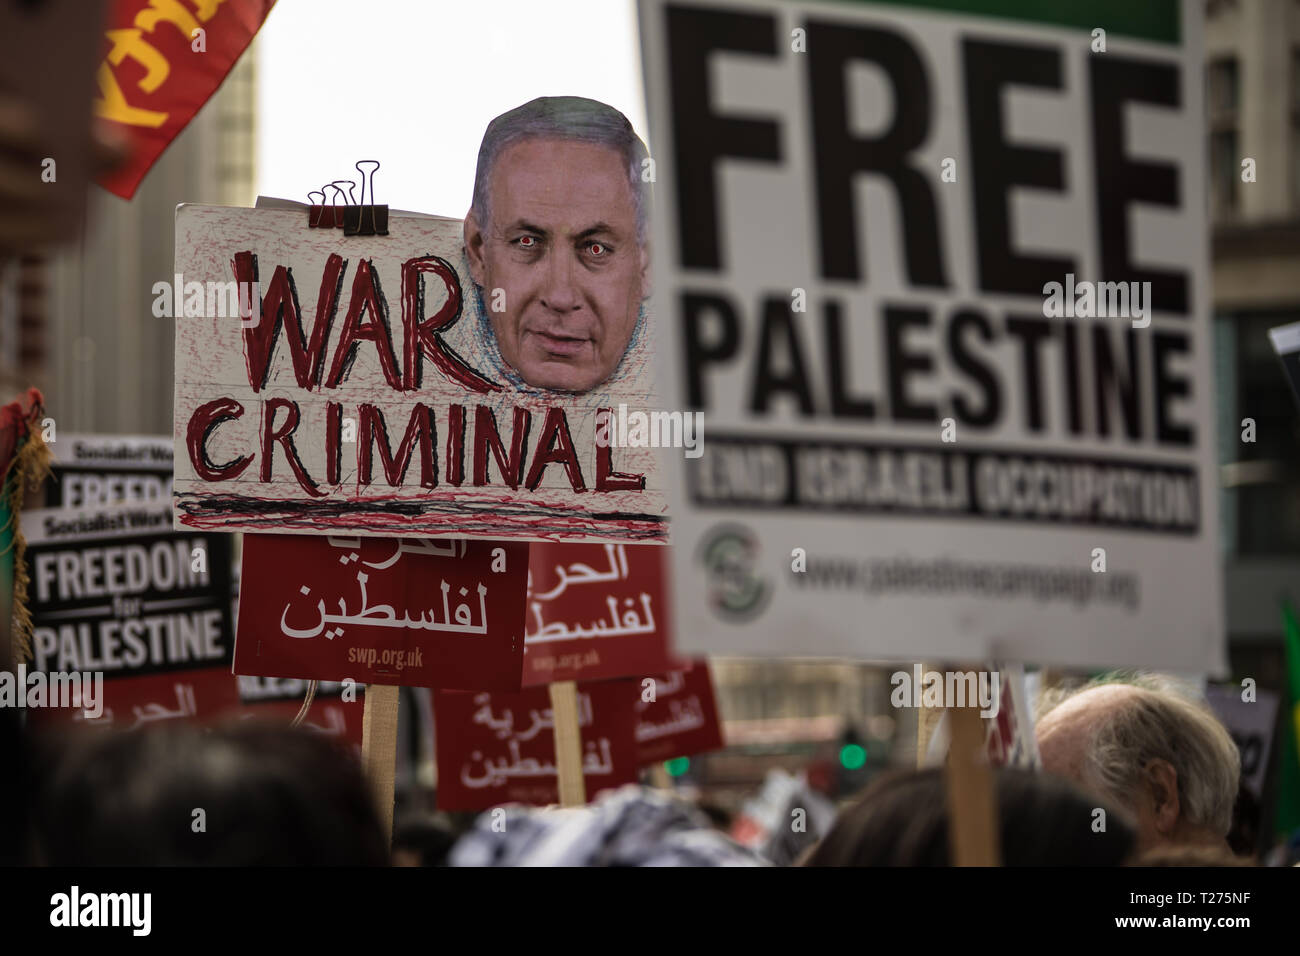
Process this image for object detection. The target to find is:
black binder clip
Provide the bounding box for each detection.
[307,188,337,228]
[307,188,328,227]
[330,180,356,229]
[307,181,353,228]
[343,160,388,236]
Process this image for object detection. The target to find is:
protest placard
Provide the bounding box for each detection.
[21,501,238,729]
[639,0,1221,671]
[172,206,666,543]
[234,534,528,690]
[1206,682,1279,799]
[523,542,673,685]
[635,660,724,765]
[45,434,173,508]
[235,676,366,752]
[433,679,638,811]
[921,664,1040,768]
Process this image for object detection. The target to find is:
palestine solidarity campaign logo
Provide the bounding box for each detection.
[699,525,769,621]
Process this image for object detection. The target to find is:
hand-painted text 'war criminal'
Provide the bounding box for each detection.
[173,208,666,543]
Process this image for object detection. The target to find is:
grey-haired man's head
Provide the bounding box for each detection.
[1036,676,1240,852]
[464,96,651,393]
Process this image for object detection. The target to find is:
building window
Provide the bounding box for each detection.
[1293,49,1300,209]
[1211,130,1239,217]
[1208,57,1239,113]
[1222,311,1300,555]
[1208,58,1240,220]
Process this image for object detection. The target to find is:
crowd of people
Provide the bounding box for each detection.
[5,671,1286,867]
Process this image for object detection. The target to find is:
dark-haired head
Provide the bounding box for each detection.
[30,721,389,866]
[804,767,1136,866]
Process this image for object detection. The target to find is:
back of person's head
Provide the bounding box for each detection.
[1225,782,1260,859]
[803,767,1135,866]
[1036,674,1240,845]
[1134,844,1253,866]
[30,721,388,865]
[392,813,459,867]
[2,706,30,865]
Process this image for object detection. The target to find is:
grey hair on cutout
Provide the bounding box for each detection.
[1038,673,1240,837]
[469,96,651,246]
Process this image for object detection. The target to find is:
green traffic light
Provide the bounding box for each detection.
[665,756,690,776]
[839,743,867,770]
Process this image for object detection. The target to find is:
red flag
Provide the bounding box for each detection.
[95,0,276,199]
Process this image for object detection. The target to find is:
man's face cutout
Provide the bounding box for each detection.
[465,137,648,393]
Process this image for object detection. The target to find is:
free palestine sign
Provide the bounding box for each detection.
[639,0,1222,671]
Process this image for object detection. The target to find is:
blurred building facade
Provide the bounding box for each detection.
[33,45,259,437]
[0,256,47,402]
[1206,1,1300,673]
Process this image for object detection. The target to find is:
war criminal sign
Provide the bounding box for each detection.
[172,206,666,543]
[639,0,1222,670]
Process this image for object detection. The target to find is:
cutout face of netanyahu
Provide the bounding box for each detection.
[464,97,650,394]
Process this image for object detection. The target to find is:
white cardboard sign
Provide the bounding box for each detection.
[639,0,1223,670]
[172,206,666,543]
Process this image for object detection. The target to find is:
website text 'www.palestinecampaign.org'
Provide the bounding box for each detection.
[794,556,1139,610]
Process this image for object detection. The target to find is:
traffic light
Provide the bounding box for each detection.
[835,727,871,797]
[839,742,867,770]
[665,756,690,777]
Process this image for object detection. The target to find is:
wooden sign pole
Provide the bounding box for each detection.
[945,701,1000,866]
[548,680,586,806]
[361,683,401,846]
[915,661,941,767]
[0,523,13,668]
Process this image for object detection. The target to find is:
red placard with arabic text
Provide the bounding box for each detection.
[635,660,724,765]
[235,534,528,690]
[433,680,638,811]
[523,543,673,685]
[984,668,1035,768]
[97,0,277,198]
[232,676,365,753]
[23,665,240,733]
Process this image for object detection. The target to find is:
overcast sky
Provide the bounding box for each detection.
[256,0,646,218]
